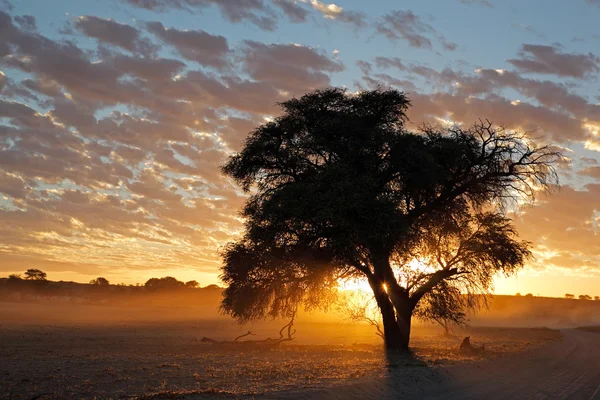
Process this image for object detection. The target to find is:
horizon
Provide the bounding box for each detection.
[0,0,599,298]
[3,272,600,301]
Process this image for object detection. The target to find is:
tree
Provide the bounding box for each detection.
[595,296,599,301]
[579,294,592,300]
[565,293,575,299]
[185,280,199,288]
[8,274,22,280]
[525,293,534,297]
[203,284,222,290]
[24,269,47,281]
[144,276,185,291]
[220,88,560,351]
[90,277,110,286]
[515,293,522,297]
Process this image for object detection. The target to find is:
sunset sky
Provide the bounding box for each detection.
[0,0,599,297]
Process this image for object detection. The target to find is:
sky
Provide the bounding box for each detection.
[0,0,599,297]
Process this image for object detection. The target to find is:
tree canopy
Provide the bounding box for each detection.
[144,276,185,291]
[24,269,47,281]
[220,87,560,350]
[90,277,110,286]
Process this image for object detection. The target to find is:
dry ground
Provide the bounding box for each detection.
[0,301,561,400]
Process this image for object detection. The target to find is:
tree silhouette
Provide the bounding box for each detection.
[220,88,560,350]
[579,294,592,300]
[185,280,199,288]
[203,284,222,290]
[90,277,110,286]
[144,276,185,291]
[24,269,47,281]
[595,296,599,301]
[565,293,575,299]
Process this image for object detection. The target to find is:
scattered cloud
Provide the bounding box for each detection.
[376,10,457,51]
[146,21,230,68]
[304,0,366,27]
[74,15,156,55]
[578,166,600,180]
[240,40,343,92]
[459,0,493,7]
[508,44,600,79]
[121,0,278,31]
[272,0,310,22]
[0,2,599,283]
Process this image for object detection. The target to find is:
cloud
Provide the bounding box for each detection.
[273,0,310,22]
[1,4,599,284]
[73,15,156,55]
[14,14,36,30]
[578,166,600,180]
[240,40,343,92]
[375,56,407,71]
[304,0,366,27]
[356,60,372,75]
[0,10,263,278]
[376,10,456,51]
[512,184,600,272]
[375,62,600,143]
[122,0,278,31]
[146,21,230,68]
[508,44,600,79]
[459,0,493,7]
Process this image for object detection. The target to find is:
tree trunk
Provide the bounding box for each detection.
[369,275,412,351]
[394,300,412,350]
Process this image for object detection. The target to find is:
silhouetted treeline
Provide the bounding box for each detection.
[0,273,223,306]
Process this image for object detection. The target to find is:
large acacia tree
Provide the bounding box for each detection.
[220,88,560,351]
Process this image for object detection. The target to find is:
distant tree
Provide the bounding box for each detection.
[579,294,592,300]
[185,280,199,288]
[90,277,110,286]
[24,269,47,281]
[515,293,522,297]
[144,277,185,291]
[595,296,600,301]
[565,293,575,299]
[525,293,533,297]
[203,284,222,290]
[8,274,22,280]
[220,88,560,351]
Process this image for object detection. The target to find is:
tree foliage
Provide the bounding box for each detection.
[144,276,185,291]
[90,277,110,286]
[24,269,47,281]
[220,87,561,350]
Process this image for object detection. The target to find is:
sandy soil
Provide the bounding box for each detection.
[0,301,564,400]
[278,329,600,400]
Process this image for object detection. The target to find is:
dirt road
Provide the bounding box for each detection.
[270,329,600,400]
[433,329,600,399]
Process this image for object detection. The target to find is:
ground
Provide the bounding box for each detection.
[0,302,563,400]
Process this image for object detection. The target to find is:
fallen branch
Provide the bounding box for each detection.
[201,313,296,346]
[234,330,255,341]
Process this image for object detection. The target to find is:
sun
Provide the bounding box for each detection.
[339,258,435,294]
